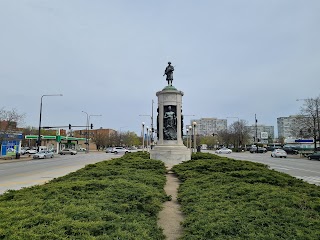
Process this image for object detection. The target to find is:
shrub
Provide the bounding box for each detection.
[0,155,167,239]
[173,154,320,239]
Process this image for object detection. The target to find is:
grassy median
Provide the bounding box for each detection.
[0,152,167,239]
[172,152,320,240]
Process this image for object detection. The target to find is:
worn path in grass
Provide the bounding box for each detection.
[157,164,184,240]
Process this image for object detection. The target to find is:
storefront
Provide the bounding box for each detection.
[25,135,86,153]
[0,133,23,157]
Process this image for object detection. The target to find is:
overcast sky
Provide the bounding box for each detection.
[1,1,319,137]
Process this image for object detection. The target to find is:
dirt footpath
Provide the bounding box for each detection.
[157,167,184,240]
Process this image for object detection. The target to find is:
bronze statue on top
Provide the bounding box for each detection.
[163,62,174,86]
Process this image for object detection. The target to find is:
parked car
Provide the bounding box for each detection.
[78,147,86,151]
[271,149,287,158]
[307,152,320,160]
[20,148,26,155]
[105,147,113,153]
[33,151,54,159]
[282,147,299,155]
[59,149,77,155]
[215,147,232,154]
[250,147,267,153]
[112,147,131,154]
[26,149,37,154]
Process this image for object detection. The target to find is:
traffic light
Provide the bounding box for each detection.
[90,123,93,129]
[69,124,71,130]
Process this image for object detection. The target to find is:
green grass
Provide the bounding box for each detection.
[0,152,167,239]
[172,153,320,240]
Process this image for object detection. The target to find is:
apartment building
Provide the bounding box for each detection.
[277,115,301,139]
[245,125,274,143]
[189,118,227,136]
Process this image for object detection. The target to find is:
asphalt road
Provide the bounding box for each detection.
[0,152,121,194]
[205,150,320,186]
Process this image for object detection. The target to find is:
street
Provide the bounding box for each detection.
[0,152,121,194]
[205,150,320,186]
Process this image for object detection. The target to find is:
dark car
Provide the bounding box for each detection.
[307,152,320,160]
[282,147,299,155]
[250,147,267,153]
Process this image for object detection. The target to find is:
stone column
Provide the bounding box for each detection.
[150,86,191,164]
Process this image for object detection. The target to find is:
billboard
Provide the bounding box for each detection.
[260,132,268,139]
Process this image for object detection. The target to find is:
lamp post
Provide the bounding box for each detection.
[186,128,189,149]
[82,111,89,153]
[139,112,154,148]
[142,122,145,152]
[189,126,192,150]
[146,126,149,152]
[38,94,63,152]
[193,121,197,153]
[227,116,240,149]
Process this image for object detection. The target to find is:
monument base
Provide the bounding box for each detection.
[150,144,191,166]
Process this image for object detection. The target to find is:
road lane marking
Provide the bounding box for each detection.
[269,164,320,174]
[296,176,320,185]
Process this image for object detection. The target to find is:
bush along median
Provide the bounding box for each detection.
[172,152,320,240]
[0,152,168,239]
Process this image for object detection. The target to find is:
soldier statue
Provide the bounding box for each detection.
[163,62,174,86]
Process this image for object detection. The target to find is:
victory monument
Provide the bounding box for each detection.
[150,62,191,164]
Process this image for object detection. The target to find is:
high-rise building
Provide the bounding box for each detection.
[245,125,274,143]
[189,118,227,136]
[277,115,304,139]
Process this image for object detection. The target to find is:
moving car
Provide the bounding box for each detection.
[282,147,299,155]
[215,147,232,154]
[307,152,320,160]
[271,149,287,158]
[59,149,77,155]
[33,151,54,159]
[112,147,131,154]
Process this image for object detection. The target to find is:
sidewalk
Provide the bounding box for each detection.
[0,154,33,164]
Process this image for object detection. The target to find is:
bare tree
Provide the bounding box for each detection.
[227,120,251,149]
[0,108,25,147]
[296,97,320,151]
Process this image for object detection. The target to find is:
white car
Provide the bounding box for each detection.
[59,149,77,155]
[215,147,232,154]
[26,149,37,154]
[271,149,287,158]
[33,151,54,159]
[112,147,131,154]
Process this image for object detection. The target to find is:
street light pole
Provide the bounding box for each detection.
[142,122,145,152]
[193,122,197,153]
[146,126,149,152]
[186,129,189,149]
[38,94,63,152]
[189,126,192,150]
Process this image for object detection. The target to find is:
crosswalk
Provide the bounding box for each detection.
[296,176,320,185]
